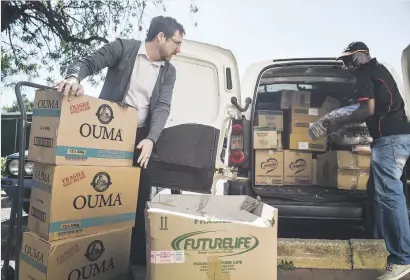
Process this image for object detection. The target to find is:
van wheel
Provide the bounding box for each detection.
[224,180,256,198]
[2,264,15,280]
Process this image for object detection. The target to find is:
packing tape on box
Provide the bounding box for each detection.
[337,153,361,169]
[338,170,369,190]
[207,256,230,280]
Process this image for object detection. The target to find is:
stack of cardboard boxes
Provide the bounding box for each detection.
[254,91,371,190]
[254,91,327,187]
[19,90,141,280]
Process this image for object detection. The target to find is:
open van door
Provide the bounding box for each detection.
[402,44,410,120]
[148,39,242,194]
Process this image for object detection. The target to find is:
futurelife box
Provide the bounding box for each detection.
[28,90,138,166]
[27,164,140,241]
[19,228,131,280]
[145,194,278,280]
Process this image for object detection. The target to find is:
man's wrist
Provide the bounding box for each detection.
[66,76,80,83]
[145,138,155,145]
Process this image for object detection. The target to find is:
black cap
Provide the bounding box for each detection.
[336,42,369,60]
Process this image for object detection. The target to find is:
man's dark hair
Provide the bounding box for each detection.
[146,16,185,41]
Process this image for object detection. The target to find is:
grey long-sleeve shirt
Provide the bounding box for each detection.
[65,38,176,144]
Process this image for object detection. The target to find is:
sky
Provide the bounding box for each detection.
[1,0,410,107]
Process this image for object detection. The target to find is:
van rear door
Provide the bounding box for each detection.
[148,39,242,194]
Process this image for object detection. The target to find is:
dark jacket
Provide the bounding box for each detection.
[65,38,176,144]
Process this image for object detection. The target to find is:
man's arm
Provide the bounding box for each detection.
[332,70,375,129]
[335,99,375,127]
[146,66,176,144]
[65,38,125,82]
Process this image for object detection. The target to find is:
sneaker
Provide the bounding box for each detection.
[377,263,410,280]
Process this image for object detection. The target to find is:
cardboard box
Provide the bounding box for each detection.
[145,194,278,280]
[253,127,278,149]
[289,134,327,152]
[281,91,311,109]
[290,120,312,134]
[319,150,370,170]
[28,164,140,241]
[312,159,318,185]
[257,110,283,130]
[317,151,370,190]
[277,131,283,150]
[321,96,341,113]
[19,228,131,280]
[290,107,326,123]
[254,150,284,186]
[28,90,138,166]
[283,150,312,186]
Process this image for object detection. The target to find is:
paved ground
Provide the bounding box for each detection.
[130,266,410,280]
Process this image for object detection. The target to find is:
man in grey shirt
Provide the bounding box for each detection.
[53,16,185,265]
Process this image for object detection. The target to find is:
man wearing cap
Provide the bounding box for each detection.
[327,42,410,280]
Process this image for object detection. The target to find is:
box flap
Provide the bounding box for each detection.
[148,194,277,227]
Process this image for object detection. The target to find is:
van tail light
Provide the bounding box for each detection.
[229,119,245,167]
[229,149,245,165]
[231,123,243,135]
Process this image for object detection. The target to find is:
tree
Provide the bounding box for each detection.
[1,0,199,86]
[2,94,34,113]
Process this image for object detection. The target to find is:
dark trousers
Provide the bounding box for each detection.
[130,126,152,266]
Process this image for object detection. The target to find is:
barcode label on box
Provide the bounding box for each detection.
[308,108,318,116]
[33,137,54,148]
[298,142,309,149]
[151,251,185,264]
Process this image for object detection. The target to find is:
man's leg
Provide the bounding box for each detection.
[130,126,151,266]
[371,135,410,280]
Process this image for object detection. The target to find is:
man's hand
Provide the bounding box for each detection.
[53,77,84,100]
[136,139,154,169]
[326,119,340,134]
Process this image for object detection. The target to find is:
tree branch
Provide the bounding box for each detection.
[1,2,29,32]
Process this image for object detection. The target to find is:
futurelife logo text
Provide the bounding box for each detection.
[171,230,259,257]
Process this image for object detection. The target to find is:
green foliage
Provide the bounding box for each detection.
[277,260,296,271]
[1,0,199,86]
[2,94,34,112]
[1,157,7,177]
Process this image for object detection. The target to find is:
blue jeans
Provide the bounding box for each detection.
[367,134,410,265]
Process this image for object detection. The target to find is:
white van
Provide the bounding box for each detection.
[148,42,410,237]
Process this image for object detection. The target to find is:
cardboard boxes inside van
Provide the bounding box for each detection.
[254,90,321,187]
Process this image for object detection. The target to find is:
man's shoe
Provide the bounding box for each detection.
[377,263,410,280]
